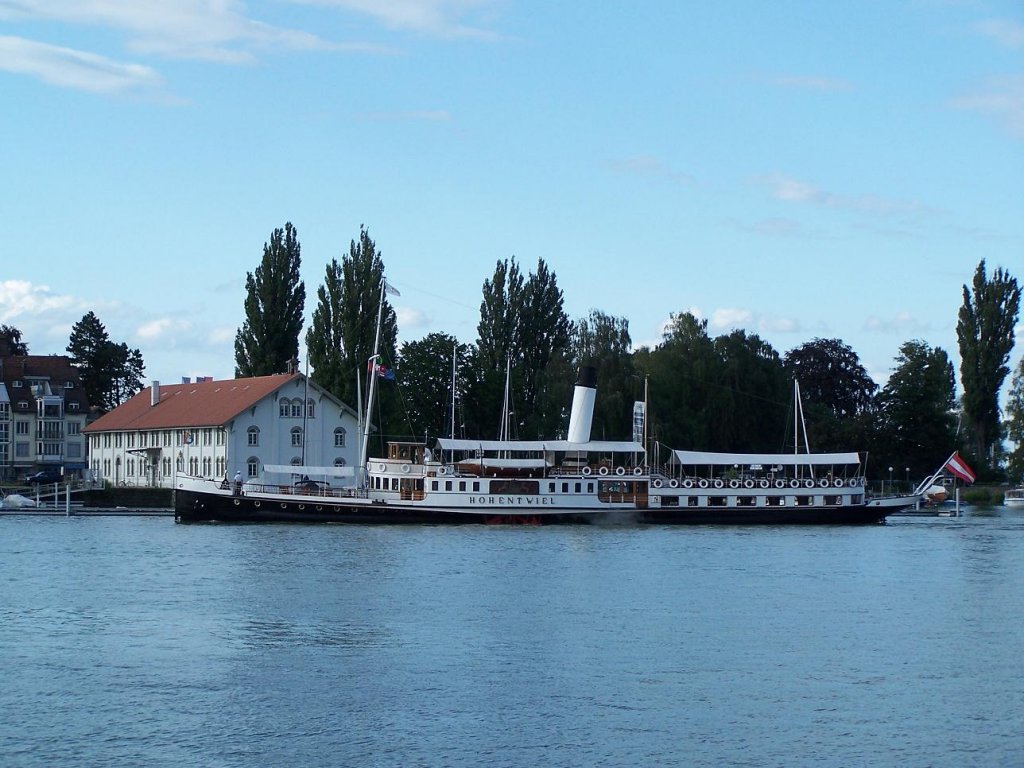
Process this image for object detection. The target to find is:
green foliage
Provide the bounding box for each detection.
[873,340,957,480]
[1005,358,1024,483]
[470,257,572,439]
[642,313,718,450]
[0,325,28,355]
[397,333,475,441]
[957,259,1021,471]
[783,338,877,418]
[306,227,400,443]
[571,310,636,441]
[234,222,306,377]
[66,311,145,412]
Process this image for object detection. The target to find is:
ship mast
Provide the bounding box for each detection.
[358,276,388,487]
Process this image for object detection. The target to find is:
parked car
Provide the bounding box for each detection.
[26,469,63,485]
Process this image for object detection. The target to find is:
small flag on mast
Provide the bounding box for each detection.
[368,359,396,381]
[384,280,400,297]
[944,451,976,484]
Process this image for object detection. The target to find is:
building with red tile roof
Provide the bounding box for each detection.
[84,373,359,487]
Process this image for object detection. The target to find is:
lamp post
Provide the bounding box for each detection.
[905,467,910,491]
[888,466,893,494]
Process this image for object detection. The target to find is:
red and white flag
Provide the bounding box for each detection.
[944,452,976,484]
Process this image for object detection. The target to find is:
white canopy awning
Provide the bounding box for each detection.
[670,450,861,467]
[436,438,645,455]
[262,464,356,477]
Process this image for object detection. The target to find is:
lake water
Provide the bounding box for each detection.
[2,509,1023,767]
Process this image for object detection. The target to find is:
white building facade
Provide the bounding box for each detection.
[84,374,360,488]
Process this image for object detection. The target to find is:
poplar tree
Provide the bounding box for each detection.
[957,260,1020,469]
[235,222,306,377]
[306,227,398,429]
[1005,359,1024,483]
[472,257,571,439]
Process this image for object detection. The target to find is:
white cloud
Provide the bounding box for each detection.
[0,35,162,93]
[863,311,931,335]
[396,306,428,330]
[710,308,753,330]
[0,279,80,319]
[755,174,937,218]
[950,74,1024,140]
[976,18,1024,49]
[136,317,193,342]
[294,0,502,39]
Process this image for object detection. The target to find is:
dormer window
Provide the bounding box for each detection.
[68,403,80,411]
[12,380,23,388]
[64,381,75,389]
[17,400,29,409]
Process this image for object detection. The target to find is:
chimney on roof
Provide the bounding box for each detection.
[182,376,191,384]
[151,381,160,406]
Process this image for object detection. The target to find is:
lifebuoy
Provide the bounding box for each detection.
[669,479,679,488]
[834,478,844,487]
[599,466,609,476]
[698,479,709,489]
[805,479,814,488]
[653,479,663,488]
[759,479,769,489]
[582,466,592,476]
[377,463,386,473]
[790,479,799,488]
[819,478,829,488]
[682,479,693,488]
[437,466,448,476]
[633,466,643,476]
[729,479,739,489]
[615,466,626,476]
[744,479,754,489]
[402,464,411,474]
[775,479,785,488]
[713,479,724,489]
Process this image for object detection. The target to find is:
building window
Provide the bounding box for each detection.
[12,380,22,388]
[15,421,29,436]
[290,400,302,418]
[279,400,289,418]
[334,427,346,447]
[247,426,260,446]
[64,380,75,388]
[333,458,347,467]
[247,457,259,477]
[291,427,303,447]
[68,402,80,411]
[307,399,315,418]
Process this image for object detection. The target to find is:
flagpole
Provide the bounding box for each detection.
[359,277,387,486]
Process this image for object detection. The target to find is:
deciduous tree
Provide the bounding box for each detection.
[1004,358,1024,483]
[66,312,145,412]
[0,325,28,355]
[874,340,957,480]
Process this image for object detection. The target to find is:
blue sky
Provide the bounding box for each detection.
[1,0,1022,396]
